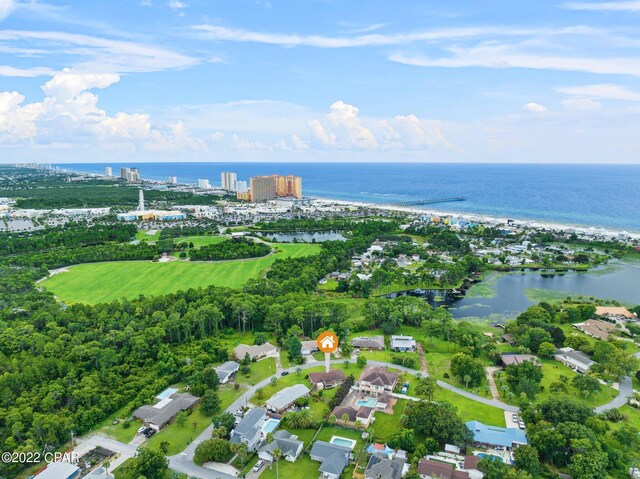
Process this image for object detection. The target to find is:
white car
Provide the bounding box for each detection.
[519,420,526,429]
[253,460,264,472]
[512,414,518,423]
[137,426,146,434]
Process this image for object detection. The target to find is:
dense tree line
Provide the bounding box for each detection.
[0,222,137,255]
[189,238,271,261]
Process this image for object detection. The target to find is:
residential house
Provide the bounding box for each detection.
[215,361,240,384]
[233,342,278,361]
[501,333,516,346]
[418,459,470,479]
[230,407,269,451]
[596,306,636,321]
[310,440,351,479]
[574,319,617,341]
[132,392,199,431]
[462,456,484,479]
[301,340,319,355]
[366,443,395,459]
[358,366,399,396]
[500,353,539,367]
[364,455,405,479]
[351,335,385,350]
[258,430,303,463]
[466,421,528,450]
[308,370,346,390]
[333,406,358,423]
[390,335,417,352]
[265,384,310,413]
[37,462,81,479]
[554,347,595,373]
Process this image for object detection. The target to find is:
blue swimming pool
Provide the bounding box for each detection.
[262,418,280,434]
[330,436,356,449]
[356,398,377,408]
[156,387,178,400]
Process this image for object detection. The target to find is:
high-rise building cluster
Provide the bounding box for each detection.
[105,167,113,177]
[220,171,249,194]
[234,174,302,202]
[120,167,140,182]
[197,178,211,189]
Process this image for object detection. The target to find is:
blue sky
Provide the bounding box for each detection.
[1,0,640,163]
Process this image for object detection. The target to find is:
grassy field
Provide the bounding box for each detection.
[173,235,226,247]
[235,358,277,386]
[42,243,321,304]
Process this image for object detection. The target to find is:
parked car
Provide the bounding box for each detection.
[512,414,518,423]
[138,426,146,434]
[144,429,156,438]
[519,420,526,429]
[355,350,360,355]
[253,460,264,472]
[281,371,290,376]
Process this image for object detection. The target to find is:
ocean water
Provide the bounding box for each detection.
[56,163,640,232]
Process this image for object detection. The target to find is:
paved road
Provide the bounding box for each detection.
[595,351,640,413]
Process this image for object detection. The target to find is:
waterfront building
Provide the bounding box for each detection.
[105,166,112,177]
[274,174,302,198]
[197,178,211,189]
[235,180,248,192]
[120,167,140,182]
[221,171,238,191]
[250,175,277,202]
[168,176,177,184]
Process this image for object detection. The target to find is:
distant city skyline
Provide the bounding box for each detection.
[1,0,640,163]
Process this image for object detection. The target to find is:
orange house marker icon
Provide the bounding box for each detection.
[317,331,338,353]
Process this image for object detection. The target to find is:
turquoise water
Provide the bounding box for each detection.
[58,162,640,232]
[356,398,377,407]
[262,418,280,434]
[156,387,177,400]
[330,437,356,449]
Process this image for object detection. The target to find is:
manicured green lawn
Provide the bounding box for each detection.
[235,358,277,386]
[318,278,339,291]
[135,230,161,241]
[42,243,321,304]
[259,454,320,479]
[113,458,176,479]
[145,384,244,456]
[173,235,227,248]
[609,405,640,431]
[372,398,408,441]
[434,387,505,427]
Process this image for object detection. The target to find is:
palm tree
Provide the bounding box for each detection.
[272,447,282,479]
[341,413,350,426]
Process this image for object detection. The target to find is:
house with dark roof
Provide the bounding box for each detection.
[351,336,385,350]
[230,407,269,451]
[215,361,240,384]
[308,370,346,390]
[418,459,470,479]
[358,366,399,396]
[365,455,405,479]
[310,440,351,479]
[501,333,517,346]
[132,392,199,431]
[258,430,303,463]
[333,406,358,423]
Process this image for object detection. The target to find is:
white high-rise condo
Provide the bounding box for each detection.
[137,189,145,212]
[105,167,112,177]
[168,176,177,184]
[221,171,238,191]
[198,178,211,189]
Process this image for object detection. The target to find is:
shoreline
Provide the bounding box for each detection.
[49,164,640,239]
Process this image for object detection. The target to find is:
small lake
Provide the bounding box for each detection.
[387,259,640,322]
[256,231,346,242]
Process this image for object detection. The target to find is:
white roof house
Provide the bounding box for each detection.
[36,462,80,479]
[554,347,595,373]
[390,335,416,352]
[265,384,310,412]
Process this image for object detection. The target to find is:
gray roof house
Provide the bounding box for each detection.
[265,384,310,413]
[301,340,319,355]
[258,430,303,463]
[310,440,351,479]
[365,455,405,479]
[233,342,278,361]
[215,361,240,384]
[132,392,199,431]
[230,407,268,451]
[351,336,385,350]
[554,347,596,373]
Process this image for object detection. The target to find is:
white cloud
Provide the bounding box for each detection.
[561,96,603,110]
[211,131,225,141]
[0,72,205,152]
[168,0,187,9]
[291,133,308,149]
[0,30,199,74]
[191,24,588,48]
[230,134,272,152]
[524,102,549,113]
[562,1,640,11]
[0,0,16,21]
[557,84,640,101]
[389,44,640,77]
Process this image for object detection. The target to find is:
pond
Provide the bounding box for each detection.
[255,230,346,242]
[386,259,640,322]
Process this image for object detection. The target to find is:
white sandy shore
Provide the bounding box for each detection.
[315,198,640,241]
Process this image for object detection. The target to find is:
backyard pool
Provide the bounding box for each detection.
[355,398,377,408]
[330,436,356,450]
[262,418,281,434]
[155,387,178,400]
